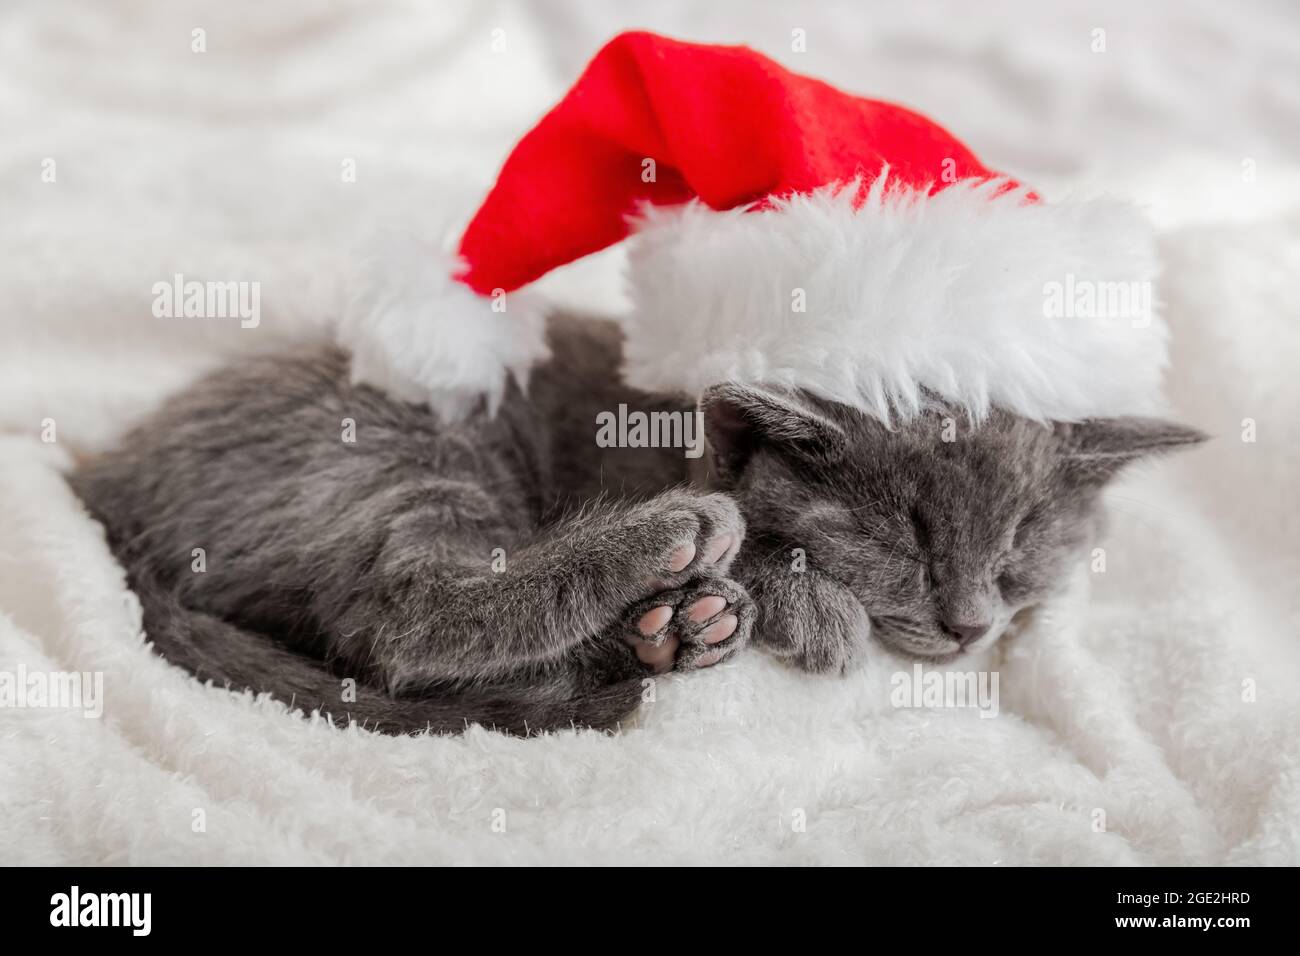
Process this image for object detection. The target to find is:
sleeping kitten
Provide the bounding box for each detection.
[706,386,1205,670]
[72,314,1204,734]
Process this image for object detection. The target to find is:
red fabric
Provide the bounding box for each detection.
[456,31,1006,295]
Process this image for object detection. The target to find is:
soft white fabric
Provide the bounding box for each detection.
[2,0,1298,865]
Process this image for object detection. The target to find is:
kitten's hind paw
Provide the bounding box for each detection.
[614,576,755,673]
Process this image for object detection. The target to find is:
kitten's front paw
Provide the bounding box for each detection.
[612,575,755,673]
[754,573,871,675]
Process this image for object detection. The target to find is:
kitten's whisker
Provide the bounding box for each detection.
[841,499,891,514]
[1100,492,1183,523]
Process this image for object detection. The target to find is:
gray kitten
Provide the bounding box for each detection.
[72,314,1204,734]
[708,386,1205,670]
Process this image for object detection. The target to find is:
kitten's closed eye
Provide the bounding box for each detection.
[907,505,932,554]
[996,567,1033,603]
[865,516,929,577]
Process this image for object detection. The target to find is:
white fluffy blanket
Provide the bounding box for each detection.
[3,0,1298,864]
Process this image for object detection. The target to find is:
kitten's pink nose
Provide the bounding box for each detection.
[945,621,990,646]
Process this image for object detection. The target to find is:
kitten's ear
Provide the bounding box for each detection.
[701,382,846,481]
[1055,417,1208,483]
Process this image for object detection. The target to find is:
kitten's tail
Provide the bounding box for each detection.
[130,577,644,737]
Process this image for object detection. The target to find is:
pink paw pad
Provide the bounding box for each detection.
[694,650,725,668]
[701,534,733,564]
[634,635,679,672]
[699,614,738,645]
[637,605,673,635]
[665,542,696,573]
[687,595,727,623]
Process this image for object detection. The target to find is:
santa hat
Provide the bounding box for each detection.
[342,30,1167,423]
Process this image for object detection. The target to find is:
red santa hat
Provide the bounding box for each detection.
[341,30,1167,423]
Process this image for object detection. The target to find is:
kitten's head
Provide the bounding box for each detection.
[702,384,1206,660]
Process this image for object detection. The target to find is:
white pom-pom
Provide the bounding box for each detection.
[338,233,550,419]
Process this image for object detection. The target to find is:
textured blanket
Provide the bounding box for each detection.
[2,0,1297,864]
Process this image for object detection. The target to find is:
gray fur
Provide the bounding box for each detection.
[73,316,751,735]
[72,313,1205,733]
